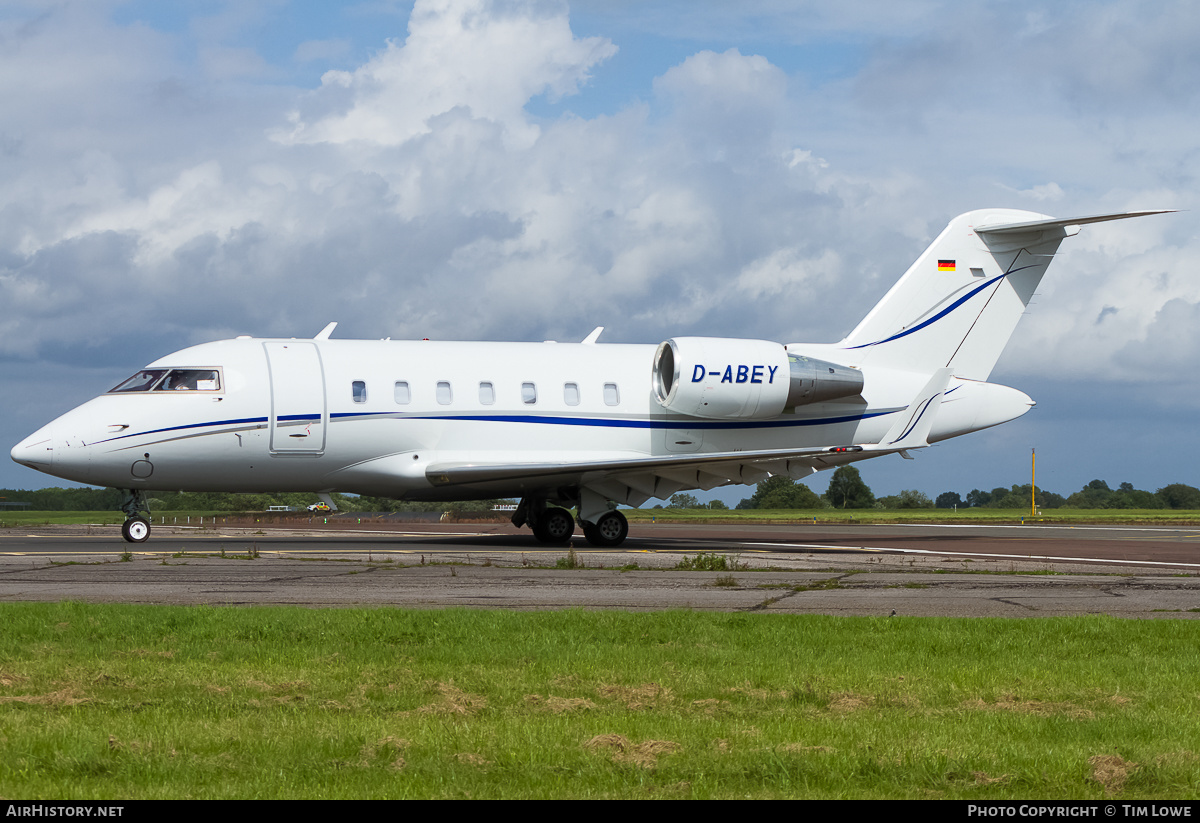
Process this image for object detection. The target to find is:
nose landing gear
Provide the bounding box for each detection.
[118,489,151,543]
[121,516,150,543]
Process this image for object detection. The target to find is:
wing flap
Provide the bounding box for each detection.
[425,443,858,490]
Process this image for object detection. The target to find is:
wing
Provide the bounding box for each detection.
[425,370,953,507]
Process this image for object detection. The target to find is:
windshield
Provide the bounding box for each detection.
[108,368,221,393]
[109,369,168,393]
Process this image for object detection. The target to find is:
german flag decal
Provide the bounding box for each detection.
[937,259,956,272]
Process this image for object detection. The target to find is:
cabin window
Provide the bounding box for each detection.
[437,381,452,405]
[604,382,620,406]
[394,381,411,405]
[564,383,580,406]
[521,382,537,405]
[479,381,495,405]
[352,381,367,403]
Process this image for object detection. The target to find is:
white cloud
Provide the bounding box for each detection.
[276,0,617,149]
[1012,183,1065,202]
[3,0,1200,497]
[3,0,1195,362]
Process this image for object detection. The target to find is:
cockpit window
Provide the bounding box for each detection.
[110,370,168,393]
[109,368,221,393]
[154,369,221,391]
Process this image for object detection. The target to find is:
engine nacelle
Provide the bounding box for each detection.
[785,352,866,407]
[653,337,863,419]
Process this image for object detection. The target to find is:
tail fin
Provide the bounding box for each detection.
[838,209,1170,380]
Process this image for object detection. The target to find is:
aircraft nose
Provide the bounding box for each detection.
[10,431,54,469]
[12,406,100,483]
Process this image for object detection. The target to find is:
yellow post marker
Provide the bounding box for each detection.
[1031,448,1037,517]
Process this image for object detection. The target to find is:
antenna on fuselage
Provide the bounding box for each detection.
[314,322,338,340]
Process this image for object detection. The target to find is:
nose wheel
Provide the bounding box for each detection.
[118,489,152,543]
[121,516,150,543]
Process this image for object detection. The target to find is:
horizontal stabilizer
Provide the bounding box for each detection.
[975,210,1174,236]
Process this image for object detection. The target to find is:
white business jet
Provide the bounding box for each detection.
[11,208,1168,546]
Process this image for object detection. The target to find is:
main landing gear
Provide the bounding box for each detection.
[512,491,630,548]
[582,510,629,548]
[119,489,151,544]
[531,506,575,544]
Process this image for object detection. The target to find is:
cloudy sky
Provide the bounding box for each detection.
[2,0,1197,503]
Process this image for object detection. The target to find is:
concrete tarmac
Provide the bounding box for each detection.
[2,521,1199,617]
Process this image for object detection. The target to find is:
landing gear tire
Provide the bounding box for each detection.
[122,516,150,544]
[583,510,628,548]
[532,507,575,545]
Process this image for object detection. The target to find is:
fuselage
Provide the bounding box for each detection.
[11,335,1033,501]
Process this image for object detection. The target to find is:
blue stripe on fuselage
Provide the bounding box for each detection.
[95,416,269,444]
[360,411,895,430]
[95,408,898,445]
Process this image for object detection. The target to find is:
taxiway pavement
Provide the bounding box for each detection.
[2,521,1199,617]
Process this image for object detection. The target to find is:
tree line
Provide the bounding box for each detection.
[671,468,1200,511]
[6,472,1200,512]
[935,479,1200,510]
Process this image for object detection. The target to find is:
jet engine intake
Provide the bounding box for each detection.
[653,337,863,420]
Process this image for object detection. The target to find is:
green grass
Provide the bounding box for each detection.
[0,511,127,526]
[1,603,1198,799]
[0,511,233,527]
[673,552,743,571]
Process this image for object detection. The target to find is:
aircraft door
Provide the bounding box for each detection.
[264,342,327,455]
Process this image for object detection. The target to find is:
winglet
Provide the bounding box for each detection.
[314,322,338,340]
[877,368,953,451]
[581,327,604,345]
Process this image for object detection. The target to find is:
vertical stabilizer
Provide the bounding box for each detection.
[837,209,1169,381]
[839,209,1060,380]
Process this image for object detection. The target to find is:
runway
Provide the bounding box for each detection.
[2,521,1200,616]
[6,519,1200,566]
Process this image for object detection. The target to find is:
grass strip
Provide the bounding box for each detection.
[0,603,1198,799]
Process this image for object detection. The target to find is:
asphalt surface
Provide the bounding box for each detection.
[2,520,1200,617]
